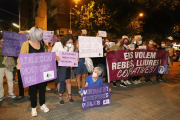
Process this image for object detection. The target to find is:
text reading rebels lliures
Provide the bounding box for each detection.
[111,51,161,77]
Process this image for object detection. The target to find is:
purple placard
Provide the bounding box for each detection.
[43,31,54,43]
[58,51,78,67]
[1,31,28,57]
[19,52,57,88]
[107,50,169,82]
[81,83,111,110]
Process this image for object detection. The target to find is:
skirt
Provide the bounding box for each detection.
[74,58,88,75]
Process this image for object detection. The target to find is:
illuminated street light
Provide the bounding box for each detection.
[12,23,20,28]
[139,13,144,17]
[74,0,79,7]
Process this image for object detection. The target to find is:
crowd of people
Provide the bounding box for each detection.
[0,27,175,117]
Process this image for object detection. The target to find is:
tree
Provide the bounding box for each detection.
[72,1,111,35]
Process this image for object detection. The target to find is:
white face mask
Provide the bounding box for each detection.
[66,44,72,48]
[105,42,109,45]
[149,41,153,45]
[161,44,165,47]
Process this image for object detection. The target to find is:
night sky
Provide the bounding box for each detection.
[0,0,18,24]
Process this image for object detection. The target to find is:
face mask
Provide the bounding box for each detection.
[66,44,72,48]
[139,41,142,45]
[92,72,98,78]
[149,41,153,45]
[105,42,109,45]
[161,44,165,47]
[125,42,128,45]
[38,36,43,41]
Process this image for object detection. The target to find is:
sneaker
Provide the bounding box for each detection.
[133,80,138,84]
[0,96,5,101]
[120,82,128,87]
[113,82,117,87]
[40,104,49,113]
[125,80,131,85]
[8,93,16,98]
[146,79,153,83]
[13,80,18,83]
[46,86,51,91]
[137,80,141,83]
[158,78,164,82]
[31,108,37,117]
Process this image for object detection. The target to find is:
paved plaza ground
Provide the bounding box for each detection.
[0,63,180,120]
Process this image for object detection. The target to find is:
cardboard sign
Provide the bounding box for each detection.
[2,31,28,57]
[78,36,103,58]
[98,31,107,37]
[58,51,78,67]
[19,52,57,88]
[82,83,111,110]
[43,31,54,43]
[128,44,135,50]
[139,46,147,50]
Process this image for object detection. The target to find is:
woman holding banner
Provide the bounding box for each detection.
[109,39,124,87]
[145,39,157,83]
[16,27,49,117]
[52,34,75,104]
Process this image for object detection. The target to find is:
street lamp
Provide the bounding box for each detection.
[70,0,80,34]
[139,13,144,17]
[12,23,20,28]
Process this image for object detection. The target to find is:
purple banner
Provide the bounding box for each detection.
[107,50,169,82]
[43,31,54,43]
[58,51,78,67]
[19,52,57,88]
[81,83,111,110]
[2,31,28,57]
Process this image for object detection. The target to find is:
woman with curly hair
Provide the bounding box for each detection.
[52,34,75,104]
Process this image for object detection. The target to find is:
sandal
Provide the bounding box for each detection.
[68,94,74,103]
[59,95,64,105]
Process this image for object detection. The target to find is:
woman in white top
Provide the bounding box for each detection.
[52,34,75,104]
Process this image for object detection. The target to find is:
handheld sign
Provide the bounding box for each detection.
[139,46,147,50]
[58,51,78,67]
[78,36,103,58]
[98,31,107,37]
[128,44,135,50]
[2,31,28,57]
[82,83,111,110]
[19,52,57,88]
[43,31,54,43]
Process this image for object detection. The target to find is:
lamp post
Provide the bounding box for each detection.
[139,13,144,17]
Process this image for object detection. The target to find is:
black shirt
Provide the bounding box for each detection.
[29,41,44,53]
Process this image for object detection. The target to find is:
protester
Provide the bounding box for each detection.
[74,30,88,92]
[0,39,16,101]
[105,38,111,51]
[122,37,131,86]
[132,35,143,84]
[52,34,75,105]
[17,27,49,117]
[145,39,157,83]
[156,41,166,82]
[109,39,125,87]
[168,44,175,67]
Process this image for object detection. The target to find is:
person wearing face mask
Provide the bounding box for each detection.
[155,41,166,82]
[168,44,175,67]
[74,30,88,93]
[132,36,143,84]
[144,39,157,83]
[84,67,103,87]
[52,34,75,105]
[16,27,49,117]
[110,39,126,87]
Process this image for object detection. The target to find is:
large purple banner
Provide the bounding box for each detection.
[19,52,57,88]
[107,50,169,82]
[82,83,111,110]
[2,31,28,57]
